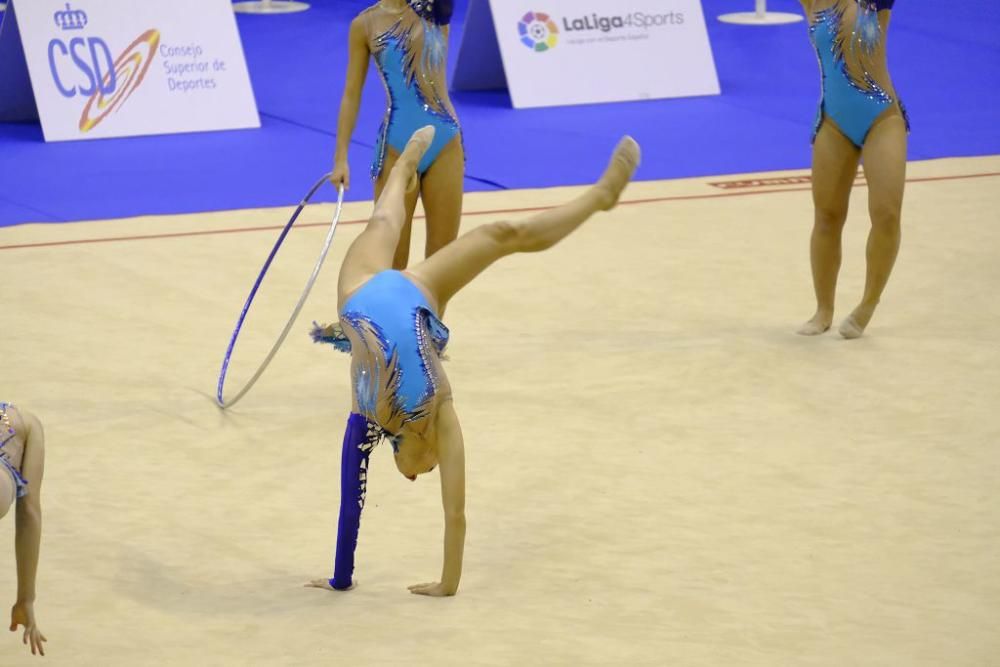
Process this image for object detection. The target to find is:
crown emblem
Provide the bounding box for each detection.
[54,3,88,31]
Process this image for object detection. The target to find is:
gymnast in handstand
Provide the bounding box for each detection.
[0,402,46,656]
[307,126,640,596]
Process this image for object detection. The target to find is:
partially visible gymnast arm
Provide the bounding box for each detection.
[410,401,466,597]
[9,411,46,656]
[331,16,372,190]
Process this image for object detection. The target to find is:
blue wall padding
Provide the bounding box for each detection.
[1,0,998,227]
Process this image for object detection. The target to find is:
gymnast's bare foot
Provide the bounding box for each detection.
[839,301,877,339]
[797,310,833,336]
[402,126,435,167]
[595,136,641,211]
[400,126,436,190]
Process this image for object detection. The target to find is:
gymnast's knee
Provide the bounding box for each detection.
[813,205,848,234]
[481,219,521,251]
[868,202,901,234]
[368,207,402,233]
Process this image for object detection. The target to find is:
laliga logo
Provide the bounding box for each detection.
[518,11,558,52]
[47,4,159,133]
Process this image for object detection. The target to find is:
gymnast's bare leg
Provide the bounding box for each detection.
[406,136,641,314]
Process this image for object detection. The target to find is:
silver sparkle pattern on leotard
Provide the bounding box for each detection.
[403,0,448,72]
[812,1,892,106]
[337,308,443,442]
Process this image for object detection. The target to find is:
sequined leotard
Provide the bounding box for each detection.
[0,402,28,500]
[363,0,461,178]
[312,270,450,443]
[809,0,908,147]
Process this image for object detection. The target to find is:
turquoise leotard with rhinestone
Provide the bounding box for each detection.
[809,0,908,147]
[364,1,461,178]
[312,271,449,436]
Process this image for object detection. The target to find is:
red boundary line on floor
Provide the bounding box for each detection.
[2,170,997,252]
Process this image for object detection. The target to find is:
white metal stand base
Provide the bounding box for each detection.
[719,1,803,25]
[233,1,310,15]
[718,11,803,25]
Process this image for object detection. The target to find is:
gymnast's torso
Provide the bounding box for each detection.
[335,271,451,438]
[804,0,904,146]
[361,0,461,178]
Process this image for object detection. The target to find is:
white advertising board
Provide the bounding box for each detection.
[3,0,259,141]
[466,0,720,108]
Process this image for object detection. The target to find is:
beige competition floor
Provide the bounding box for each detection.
[1,156,999,666]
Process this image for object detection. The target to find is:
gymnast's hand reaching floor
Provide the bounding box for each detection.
[10,600,46,656]
[408,581,456,597]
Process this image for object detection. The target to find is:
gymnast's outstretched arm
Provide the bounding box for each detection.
[410,399,466,597]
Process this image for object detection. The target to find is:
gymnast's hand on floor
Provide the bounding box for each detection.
[408,582,456,597]
[304,578,355,591]
[9,601,46,656]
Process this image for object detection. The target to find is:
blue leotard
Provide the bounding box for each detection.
[809,0,908,147]
[363,1,461,178]
[312,270,449,438]
[0,402,28,499]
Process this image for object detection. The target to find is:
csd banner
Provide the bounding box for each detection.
[454,0,720,108]
[0,0,259,141]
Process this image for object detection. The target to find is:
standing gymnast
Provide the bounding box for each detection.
[797,0,908,338]
[330,0,463,269]
[307,127,640,596]
[0,402,46,656]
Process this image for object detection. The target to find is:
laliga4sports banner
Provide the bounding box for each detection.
[463,0,720,108]
[1,0,259,141]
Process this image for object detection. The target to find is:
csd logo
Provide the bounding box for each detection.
[45,4,159,132]
[47,3,114,97]
[48,37,116,98]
